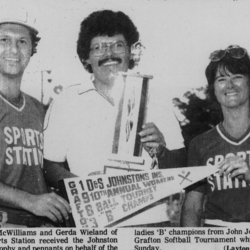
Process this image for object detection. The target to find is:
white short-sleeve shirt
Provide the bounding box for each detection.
[44,75,184,225]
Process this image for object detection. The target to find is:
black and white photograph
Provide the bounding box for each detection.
[1,0,250,249]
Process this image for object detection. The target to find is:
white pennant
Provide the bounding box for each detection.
[61,165,218,227]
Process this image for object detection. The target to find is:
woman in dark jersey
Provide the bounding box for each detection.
[181,45,250,227]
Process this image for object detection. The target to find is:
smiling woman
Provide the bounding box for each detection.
[214,69,250,109]
[181,45,250,227]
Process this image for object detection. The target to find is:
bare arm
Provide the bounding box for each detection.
[0,181,71,223]
[180,190,205,227]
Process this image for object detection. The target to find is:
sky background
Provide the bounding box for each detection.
[3,0,250,103]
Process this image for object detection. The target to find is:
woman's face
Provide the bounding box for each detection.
[214,67,250,109]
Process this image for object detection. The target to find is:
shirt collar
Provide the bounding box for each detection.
[77,74,96,95]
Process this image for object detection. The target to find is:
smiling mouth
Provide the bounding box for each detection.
[103,61,119,66]
[225,92,237,96]
[4,58,19,62]
[98,57,122,67]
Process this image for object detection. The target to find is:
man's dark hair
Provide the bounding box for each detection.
[29,30,40,56]
[77,10,139,73]
[205,50,250,104]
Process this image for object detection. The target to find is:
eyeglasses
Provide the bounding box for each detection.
[90,41,128,56]
[209,45,247,62]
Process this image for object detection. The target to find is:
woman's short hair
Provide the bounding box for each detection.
[205,47,250,103]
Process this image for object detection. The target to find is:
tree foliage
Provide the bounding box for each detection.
[174,87,222,148]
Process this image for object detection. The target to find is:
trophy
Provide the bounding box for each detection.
[105,72,153,173]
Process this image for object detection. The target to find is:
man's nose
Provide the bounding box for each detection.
[104,45,113,56]
[9,41,18,54]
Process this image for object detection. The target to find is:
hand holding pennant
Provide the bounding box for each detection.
[60,165,218,227]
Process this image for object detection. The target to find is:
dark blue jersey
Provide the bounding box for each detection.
[0,93,48,221]
[188,123,250,222]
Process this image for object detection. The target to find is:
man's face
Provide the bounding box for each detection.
[87,34,131,86]
[0,23,32,78]
[214,67,250,109]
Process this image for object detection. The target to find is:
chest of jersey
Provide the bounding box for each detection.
[0,96,44,182]
[197,126,250,192]
[0,109,43,167]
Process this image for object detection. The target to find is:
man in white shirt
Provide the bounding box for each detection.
[44,10,186,227]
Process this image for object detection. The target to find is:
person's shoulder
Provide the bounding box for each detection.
[49,84,97,116]
[23,92,42,106]
[43,86,82,130]
[190,126,218,146]
[23,92,45,114]
[59,83,97,100]
[61,83,82,98]
[50,84,82,109]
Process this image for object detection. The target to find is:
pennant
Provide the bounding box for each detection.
[60,165,218,227]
